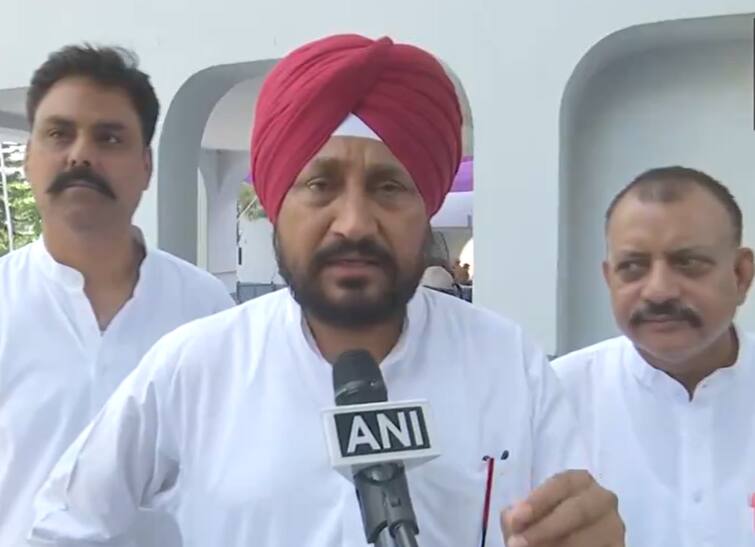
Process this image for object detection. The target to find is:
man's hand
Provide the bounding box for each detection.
[501,470,625,546]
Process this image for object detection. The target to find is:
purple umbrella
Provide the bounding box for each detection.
[450,156,473,193]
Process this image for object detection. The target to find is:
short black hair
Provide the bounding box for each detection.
[605,166,742,244]
[26,44,159,146]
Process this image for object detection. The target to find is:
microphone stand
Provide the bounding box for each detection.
[375,524,420,547]
[375,529,395,547]
[357,463,420,547]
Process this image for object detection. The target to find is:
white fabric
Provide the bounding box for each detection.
[553,332,755,547]
[331,113,382,141]
[0,238,234,547]
[30,288,587,547]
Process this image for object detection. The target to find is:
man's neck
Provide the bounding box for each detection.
[305,313,405,364]
[42,222,144,329]
[43,222,142,285]
[639,326,739,399]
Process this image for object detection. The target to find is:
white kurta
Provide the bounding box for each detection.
[553,332,755,547]
[29,287,587,547]
[0,238,234,547]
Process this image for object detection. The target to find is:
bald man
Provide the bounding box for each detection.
[554,166,755,546]
[30,35,624,547]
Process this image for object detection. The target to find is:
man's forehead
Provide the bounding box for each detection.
[607,216,731,256]
[35,77,137,124]
[607,213,733,260]
[608,219,727,248]
[609,242,718,257]
[36,115,128,132]
[610,190,733,237]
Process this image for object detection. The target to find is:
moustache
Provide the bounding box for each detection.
[46,166,116,200]
[310,238,396,275]
[629,299,703,328]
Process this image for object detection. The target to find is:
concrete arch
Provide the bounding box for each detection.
[0,87,30,141]
[157,58,276,263]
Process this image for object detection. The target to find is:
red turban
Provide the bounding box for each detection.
[251,34,463,222]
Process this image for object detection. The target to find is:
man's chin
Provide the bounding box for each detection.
[319,293,390,317]
[57,207,117,232]
[307,303,400,329]
[297,287,404,327]
[634,334,704,365]
[325,282,381,300]
[285,269,422,327]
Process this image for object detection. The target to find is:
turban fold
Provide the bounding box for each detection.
[251,34,463,222]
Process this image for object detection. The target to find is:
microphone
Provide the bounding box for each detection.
[324,350,437,547]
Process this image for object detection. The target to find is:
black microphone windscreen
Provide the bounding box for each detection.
[333,349,388,406]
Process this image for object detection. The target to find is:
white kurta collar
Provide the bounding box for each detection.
[290,287,428,365]
[31,238,84,291]
[31,227,152,294]
[283,287,430,404]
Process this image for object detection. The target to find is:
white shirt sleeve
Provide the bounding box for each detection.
[524,342,591,486]
[29,341,181,546]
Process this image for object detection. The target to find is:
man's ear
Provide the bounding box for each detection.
[734,247,754,305]
[142,147,153,190]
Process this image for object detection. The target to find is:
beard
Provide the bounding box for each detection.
[274,230,433,329]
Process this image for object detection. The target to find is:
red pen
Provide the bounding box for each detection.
[480,456,495,547]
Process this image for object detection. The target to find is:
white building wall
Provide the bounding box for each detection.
[237,218,284,285]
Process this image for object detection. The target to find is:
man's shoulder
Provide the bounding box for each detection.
[138,288,291,382]
[421,287,523,337]
[148,248,224,286]
[152,288,290,353]
[0,241,35,269]
[419,288,541,371]
[0,243,36,293]
[146,248,235,310]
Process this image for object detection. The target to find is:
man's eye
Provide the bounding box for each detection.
[99,134,122,145]
[677,257,702,268]
[617,261,643,272]
[377,181,404,194]
[306,179,329,192]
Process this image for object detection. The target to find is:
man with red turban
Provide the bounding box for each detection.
[29,35,624,547]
